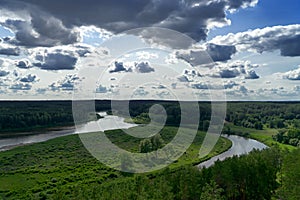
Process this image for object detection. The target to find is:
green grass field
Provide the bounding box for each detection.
[0,126,231,199]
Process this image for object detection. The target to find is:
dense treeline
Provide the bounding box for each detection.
[125,101,300,132]
[0,101,111,133]
[2,101,300,133]
[0,101,74,132]
[123,101,212,131]
[278,148,300,200]
[1,101,300,145]
[50,147,282,200]
[273,128,300,147]
[0,100,213,133]
[226,102,300,130]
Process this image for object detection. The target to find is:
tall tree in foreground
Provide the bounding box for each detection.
[278,148,300,200]
[199,181,225,200]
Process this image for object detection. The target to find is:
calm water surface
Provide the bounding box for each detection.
[0,112,136,151]
[198,134,268,168]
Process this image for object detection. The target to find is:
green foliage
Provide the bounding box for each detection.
[120,101,212,130]
[39,147,282,200]
[222,124,250,137]
[139,134,164,153]
[273,128,300,147]
[277,148,300,200]
[0,101,111,135]
[201,147,282,200]
[226,102,300,130]
[1,101,300,199]
[0,101,74,134]
[200,181,225,200]
[139,139,153,153]
[0,126,232,199]
[0,137,282,200]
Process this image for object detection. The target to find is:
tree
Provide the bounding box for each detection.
[278,149,300,200]
[151,134,164,150]
[139,139,152,153]
[254,122,263,130]
[276,119,285,128]
[139,134,164,153]
[200,181,225,200]
[287,129,300,139]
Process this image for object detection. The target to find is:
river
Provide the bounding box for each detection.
[0,112,136,151]
[198,134,268,168]
[0,115,268,169]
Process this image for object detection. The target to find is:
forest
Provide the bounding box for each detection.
[0,101,110,134]
[0,101,299,199]
[0,132,298,200]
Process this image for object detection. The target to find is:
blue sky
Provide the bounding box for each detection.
[0,0,299,100]
[209,0,300,38]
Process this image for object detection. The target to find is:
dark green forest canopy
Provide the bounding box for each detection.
[1,101,300,140]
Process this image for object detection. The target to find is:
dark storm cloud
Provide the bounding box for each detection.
[176,49,212,67]
[34,52,78,70]
[206,43,236,62]
[3,17,80,47]
[134,62,154,73]
[109,61,154,73]
[0,0,258,47]
[109,61,128,73]
[245,70,259,79]
[175,43,236,66]
[74,45,93,57]
[0,0,80,47]
[16,59,32,69]
[0,70,9,77]
[210,24,300,57]
[279,35,300,57]
[210,62,260,79]
[31,45,95,70]
[0,46,21,56]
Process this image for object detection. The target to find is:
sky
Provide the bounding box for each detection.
[0,0,299,101]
